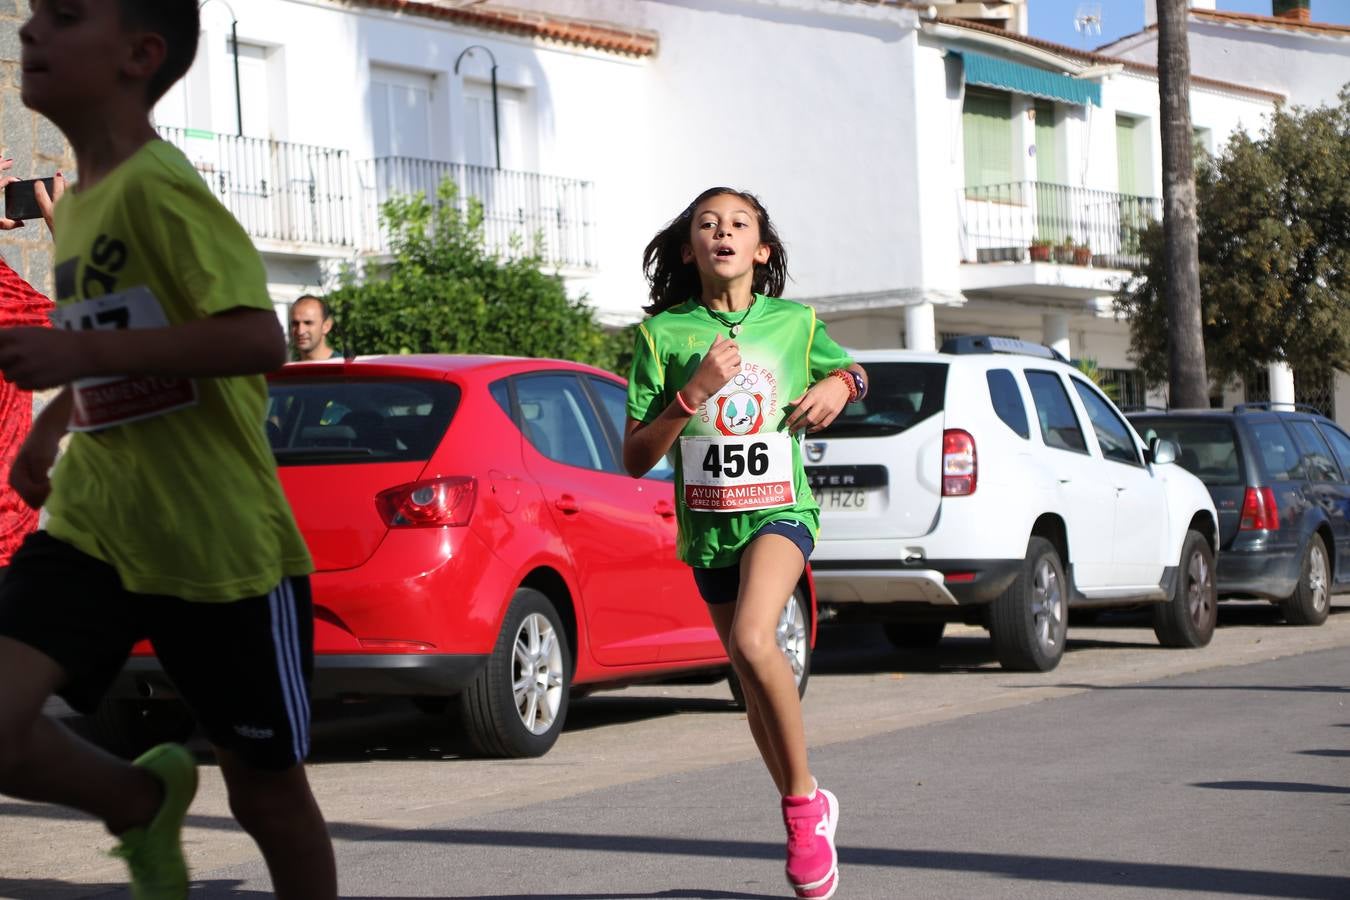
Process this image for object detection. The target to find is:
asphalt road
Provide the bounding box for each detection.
[3,603,1348,900]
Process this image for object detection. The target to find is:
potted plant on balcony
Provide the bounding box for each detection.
[1055,237,1076,264]
[1073,241,1093,266]
[1029,237,1052,262]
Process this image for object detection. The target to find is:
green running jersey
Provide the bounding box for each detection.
[626,296,853,568]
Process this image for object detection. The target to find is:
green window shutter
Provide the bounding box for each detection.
[1116,115,1138,196]
[963,90,1013,188]
[1034,100,1062,185]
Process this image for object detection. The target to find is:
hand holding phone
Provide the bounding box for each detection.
[5,177,57,222]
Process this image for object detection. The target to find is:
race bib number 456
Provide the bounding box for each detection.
[52,287,198,432]
[680,432,795,513]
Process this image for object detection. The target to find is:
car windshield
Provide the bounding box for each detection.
[1130,417,1242,486]
[816,362,947,438]
[266,378,459,465]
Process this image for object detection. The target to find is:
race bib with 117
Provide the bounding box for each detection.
[52,286,198,431]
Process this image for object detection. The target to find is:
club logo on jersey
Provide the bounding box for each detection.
[715,390,765,436]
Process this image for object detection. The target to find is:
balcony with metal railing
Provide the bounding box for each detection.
[957,181,1160,301]
[159,127,357,250]
[158,128,597,271]
[355,157,596,270]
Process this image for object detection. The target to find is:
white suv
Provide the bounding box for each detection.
[806,336,1219,671]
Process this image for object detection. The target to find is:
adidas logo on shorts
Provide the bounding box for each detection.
[233,724,276,740]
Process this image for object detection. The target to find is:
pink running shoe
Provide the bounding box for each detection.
[782,785,839,899]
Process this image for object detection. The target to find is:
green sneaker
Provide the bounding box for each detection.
[109,743,198,900]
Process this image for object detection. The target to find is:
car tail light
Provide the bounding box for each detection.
[376,476,477,527]
[942,429,977,496]
[1238,486,1280,531]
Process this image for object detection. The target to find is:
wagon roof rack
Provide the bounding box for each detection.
[1233,402,1325,416]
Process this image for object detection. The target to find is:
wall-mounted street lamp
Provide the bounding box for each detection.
[198,0,243,137]
[453,44,500,170]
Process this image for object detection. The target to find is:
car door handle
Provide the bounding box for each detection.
[653,500,676,518]
[555,495,580,514]
[1058,478,1072,485]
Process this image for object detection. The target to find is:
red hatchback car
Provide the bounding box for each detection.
[102,355,816,757]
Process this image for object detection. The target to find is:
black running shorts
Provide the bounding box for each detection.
[0,531,314,770]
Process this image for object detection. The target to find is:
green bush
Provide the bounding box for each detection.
[328,179,630,374]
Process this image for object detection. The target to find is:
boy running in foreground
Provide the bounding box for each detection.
[0,2,336,897]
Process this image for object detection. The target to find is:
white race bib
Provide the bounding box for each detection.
[680,431,796,513]
[52,287,198,432]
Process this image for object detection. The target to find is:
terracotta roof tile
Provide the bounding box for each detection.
[1190,8,1350,38]
[347,1,658,57]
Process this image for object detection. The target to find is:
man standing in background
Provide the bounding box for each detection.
[289,294,338,361]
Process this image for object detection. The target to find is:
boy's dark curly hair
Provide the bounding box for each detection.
[641,187,788,316]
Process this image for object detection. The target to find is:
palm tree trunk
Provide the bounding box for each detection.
[1157,0,1209,409]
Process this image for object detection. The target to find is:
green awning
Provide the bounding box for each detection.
[950,50,1102,107]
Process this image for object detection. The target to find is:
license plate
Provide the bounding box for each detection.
[815,488,868,511]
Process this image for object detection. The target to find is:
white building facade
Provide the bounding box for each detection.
[158,0,1311,415]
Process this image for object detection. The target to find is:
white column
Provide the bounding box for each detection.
[1042,312,1071,360]
[1269,361,1296,408]
[905,302,936,351]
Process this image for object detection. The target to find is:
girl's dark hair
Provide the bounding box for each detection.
[641,187,788,316]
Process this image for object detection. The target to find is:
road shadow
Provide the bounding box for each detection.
[192,886,782,900]
[1297,749,1350,758]
[9,830,1350,900]
[812,623,1159,677]
[1049,682,1350,695]
[1193,780,1350,795]
[8,824,1350,899]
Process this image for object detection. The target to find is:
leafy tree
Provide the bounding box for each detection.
[1116,88,1350,388]
[328,179,630,373]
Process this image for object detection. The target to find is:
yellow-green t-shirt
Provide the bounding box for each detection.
[626,296,853,568]
[43,140,312,601]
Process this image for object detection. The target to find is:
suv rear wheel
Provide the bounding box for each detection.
[1281,534,1331,626]
[1153,529,1217,648]
[990,537,1067,672]
[460,588,571,758]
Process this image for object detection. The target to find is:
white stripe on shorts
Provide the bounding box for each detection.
[269,581,308,763]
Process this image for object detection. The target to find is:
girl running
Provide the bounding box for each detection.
[623,187,867,900]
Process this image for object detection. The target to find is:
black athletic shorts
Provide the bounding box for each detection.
[692,519,815,605]
[0,531,314,771]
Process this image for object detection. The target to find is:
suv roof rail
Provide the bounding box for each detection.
[1121,404,1171,413]
[1233,401,1325,416]
[939,335,1067,362]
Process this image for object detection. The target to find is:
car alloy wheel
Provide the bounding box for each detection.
[1281,534,1332,626]
[461,587,572,757]
[1153,529,1217,648]
[1032,556,1066,657]
[1307,541,1330,616]
[513,611,565,735]
[777,589,809,685]
[1185,545,1215,631]
[991,536,1067,672]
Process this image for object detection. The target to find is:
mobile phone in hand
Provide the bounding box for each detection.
[5,177,56,221]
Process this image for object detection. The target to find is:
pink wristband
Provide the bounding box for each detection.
[675,390,697,415]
